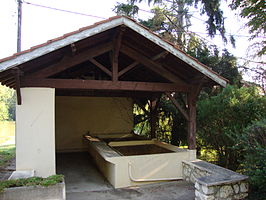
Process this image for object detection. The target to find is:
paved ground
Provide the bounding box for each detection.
[67,181,195,200]
[57,152,195,200]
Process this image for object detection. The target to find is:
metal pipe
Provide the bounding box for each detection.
[128,162,182,182]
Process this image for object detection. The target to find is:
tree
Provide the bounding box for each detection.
[230,0,266,57]
[0,85,16,121]
[186,37,242,85]
[0,102,8,121]
[115,0,229,44]
[113,2,139,18]
[197,85,266,170]
[235,119,266,199]
[229,0,266,93]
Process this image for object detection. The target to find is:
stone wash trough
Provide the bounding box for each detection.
[84,133,249,200]
[84,133,196,189]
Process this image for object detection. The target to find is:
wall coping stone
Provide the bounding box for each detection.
[183,160,248,186]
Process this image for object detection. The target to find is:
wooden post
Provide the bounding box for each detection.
[13,68,23,105]
[187,82,203,150]
[187,91,196,149]
[112,28,124,82]
[150,98,159,139]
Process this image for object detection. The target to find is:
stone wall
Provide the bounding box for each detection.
[182,160,249,200]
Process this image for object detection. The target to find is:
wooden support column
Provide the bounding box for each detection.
[187,83,203,150]
[150,98,159,139]
[13,68,23,105]
[187,91,196,149]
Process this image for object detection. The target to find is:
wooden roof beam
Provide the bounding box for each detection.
[112,28,124,81]
[120,45,188,86]
[165,92,189,121]
[21,78,190,92]
[88,58,112,77]
[118,51,168,77]
[26,42,113,79]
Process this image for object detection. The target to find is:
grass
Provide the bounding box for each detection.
[0,174,64,192]
[0,145,15,168]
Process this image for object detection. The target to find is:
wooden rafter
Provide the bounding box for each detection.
[120,45,188,86]
[165,92,189,121]
[0,71,12,79]
[118,51,168,77]
[88,58,112,77]
[21,78,190,92]
[27,42,113,78]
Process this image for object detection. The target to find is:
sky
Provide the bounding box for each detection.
[0,0,263,81]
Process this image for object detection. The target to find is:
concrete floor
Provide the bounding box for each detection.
[56,152,195,200]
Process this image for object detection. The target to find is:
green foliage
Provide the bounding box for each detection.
[0,85,16,121]
[194,0,226,41]
[0,175,64,192]
[116,0,229,44]
[0,145,15,168]
[113,2,139,18]
[197,85,266,170]
[230,0,266,56]
[235,119,266,197]
[186,38,242,85]
[0,102,8,121]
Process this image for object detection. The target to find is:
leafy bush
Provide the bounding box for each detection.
[197,85,266,170]
[0,175,64,192]
[235,119,266,199]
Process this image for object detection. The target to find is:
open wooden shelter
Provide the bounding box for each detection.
[0,16,227,178]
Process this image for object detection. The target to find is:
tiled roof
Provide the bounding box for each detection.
[0,15,228,85]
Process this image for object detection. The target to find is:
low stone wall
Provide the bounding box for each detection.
[182,160,249,200]
[0,181,66,200]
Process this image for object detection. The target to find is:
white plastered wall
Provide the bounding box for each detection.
[55,96,133,152]
[16,88,55,177]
